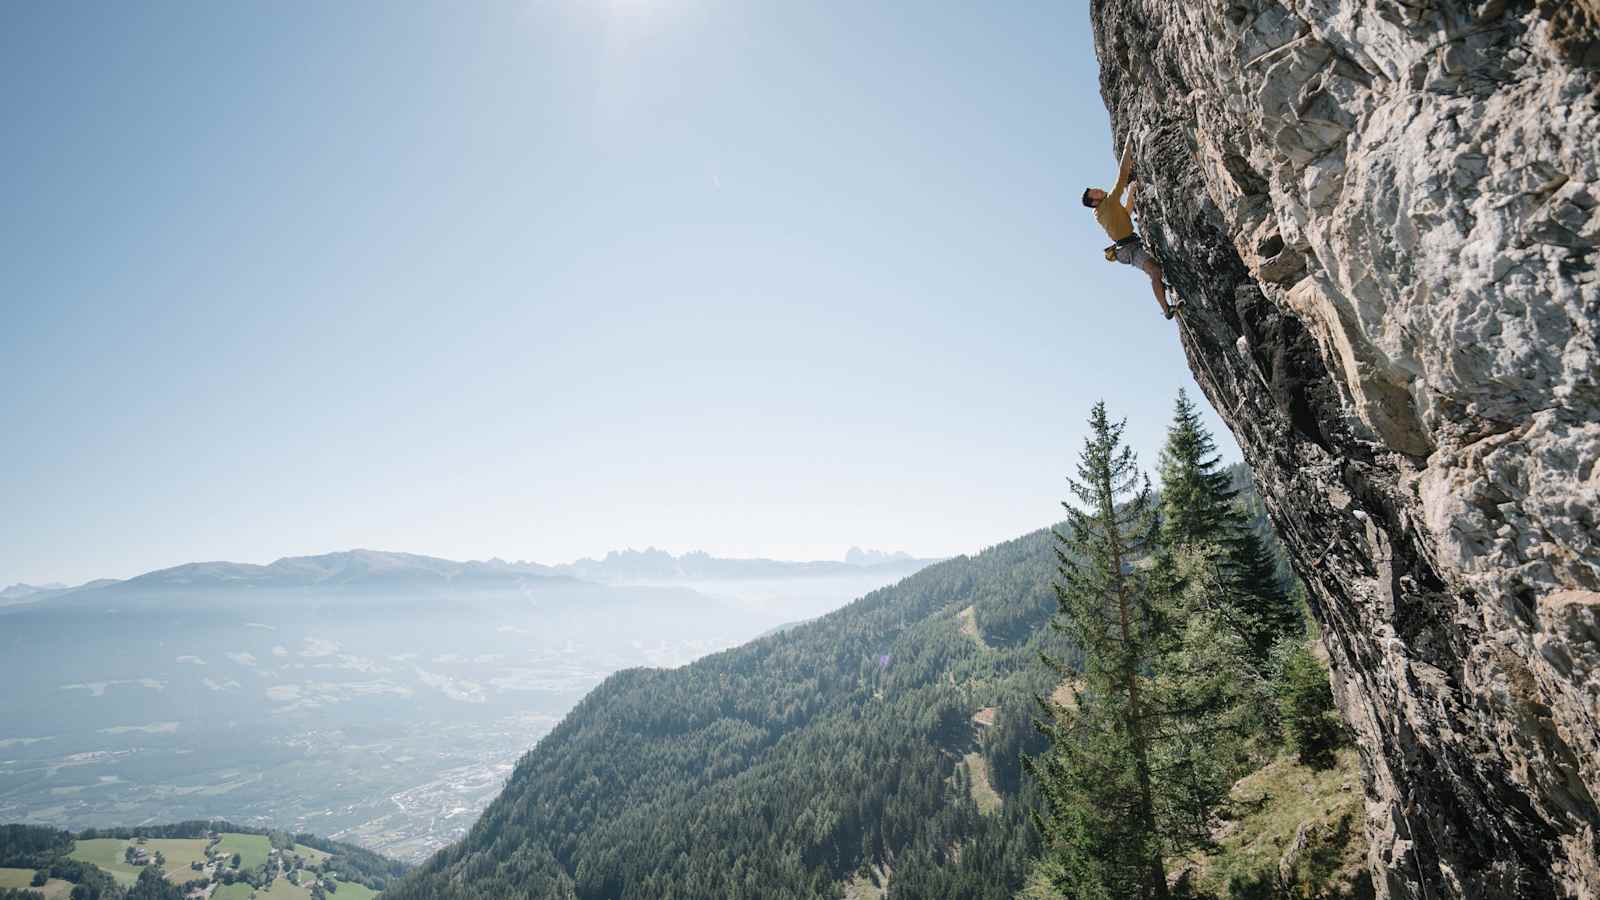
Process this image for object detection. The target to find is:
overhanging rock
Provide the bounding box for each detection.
[1088,1,1600,896]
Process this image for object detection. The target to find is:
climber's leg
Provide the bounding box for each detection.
[1137,255,1175,320]
[1115,238,1178,320]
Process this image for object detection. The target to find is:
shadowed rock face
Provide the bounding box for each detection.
[1087,1,1599,896]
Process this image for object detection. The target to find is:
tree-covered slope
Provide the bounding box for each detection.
[387,526,1075,900]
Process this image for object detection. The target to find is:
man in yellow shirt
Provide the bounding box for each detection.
[1083,145,1180,319]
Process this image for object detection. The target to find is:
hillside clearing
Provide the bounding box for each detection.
[1048,678,1081,714]
[0,868,73,899]
[956,605,988,649]
[146,837,210,882]
[290,843,331,865]
[961,752,1002,815]
[216,832,271,870]
[1175,747,1370,898]
[66,838,143,885]
[258,875,313,898]
[330,878,380,899]
[842,862,892,900]
[68,835,213,886]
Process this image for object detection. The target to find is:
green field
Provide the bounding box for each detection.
[960,751,1003,815]
[213,883,256,900]
[66,838,145,886]
[330,879,380,900]
[290,843,331,865]
[144,838,210,882]
[0,868,74,899]
[257,875,312,899]
[238,875,377,900]
[216,832,271,870]
[67,836,214,886]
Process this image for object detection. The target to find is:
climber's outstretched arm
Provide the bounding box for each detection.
[1109,143,1133,201]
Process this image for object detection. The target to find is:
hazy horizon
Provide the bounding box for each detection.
[3,543,938,591]
[3,1,1238,587]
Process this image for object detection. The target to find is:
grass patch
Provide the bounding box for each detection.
[217,833,272,870]
[212,883,256,900]
[960,752,1003,815]
[1048,678,1082,714]
[257,875,313,898]
[956,606,988,650]
[0,868,73,899]
[143,838,210,883]
[67,838,143,886]
[1176,747,1370,898]
[1019,749,1369,899]
[330,879,380,900]
[842,862,891,900]
[290,843,331,866]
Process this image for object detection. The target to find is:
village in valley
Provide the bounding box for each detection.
[0,829,381,900]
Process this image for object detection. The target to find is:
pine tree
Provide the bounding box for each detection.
[1030,402,1171,900]
[1157,390,1239,551]
[1233,528,1303,658]
[1157,389,1301,664]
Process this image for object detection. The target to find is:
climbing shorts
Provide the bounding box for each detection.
[1112,236,1153,270]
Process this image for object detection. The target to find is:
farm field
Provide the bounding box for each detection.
[257,875,313,898]
[212,884,255,900]
[216,832,271,870]
[290,843,330,865]
[66,837,144,885]
[64,836,211,886]
[146,837,210,882]
[0,868,73,899]
[331,879,380,900]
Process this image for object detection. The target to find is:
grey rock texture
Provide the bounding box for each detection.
[1088,1,1600,896]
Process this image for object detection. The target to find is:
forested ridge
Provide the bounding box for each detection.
[388,524,1074,900]
[388,455,1298,900]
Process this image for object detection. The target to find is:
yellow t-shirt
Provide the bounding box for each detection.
[1095,194,1134,242]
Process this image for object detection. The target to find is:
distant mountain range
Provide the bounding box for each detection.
[0,582,65,601]
[0,581,79,606]
[1,547,937,604]
[553,546,933,582]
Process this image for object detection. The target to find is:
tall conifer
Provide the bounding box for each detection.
[1157,390,1239,551]
[1157,390,1301,662]
[1031,402,1170,899]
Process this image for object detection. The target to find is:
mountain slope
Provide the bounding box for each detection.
[385,527,1072,900]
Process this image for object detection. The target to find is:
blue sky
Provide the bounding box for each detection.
[1,1,1237,585]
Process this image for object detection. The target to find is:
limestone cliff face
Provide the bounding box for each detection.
[1088,1,1600,896]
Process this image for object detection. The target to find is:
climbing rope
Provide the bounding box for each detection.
[1174,303,1249,419]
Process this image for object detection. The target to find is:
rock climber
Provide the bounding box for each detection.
[1082,144,1181,319]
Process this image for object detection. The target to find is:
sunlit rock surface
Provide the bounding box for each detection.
[1089,1,1599,896]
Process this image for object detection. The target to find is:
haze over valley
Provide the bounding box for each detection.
[0,548,931,861]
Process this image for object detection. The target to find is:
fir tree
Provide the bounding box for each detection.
[1157,390,1239,551]
[1157,389,1301,664]
[1030,402,1171,899]
[1031,403,1267,900]
[1233,528,1303,657]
